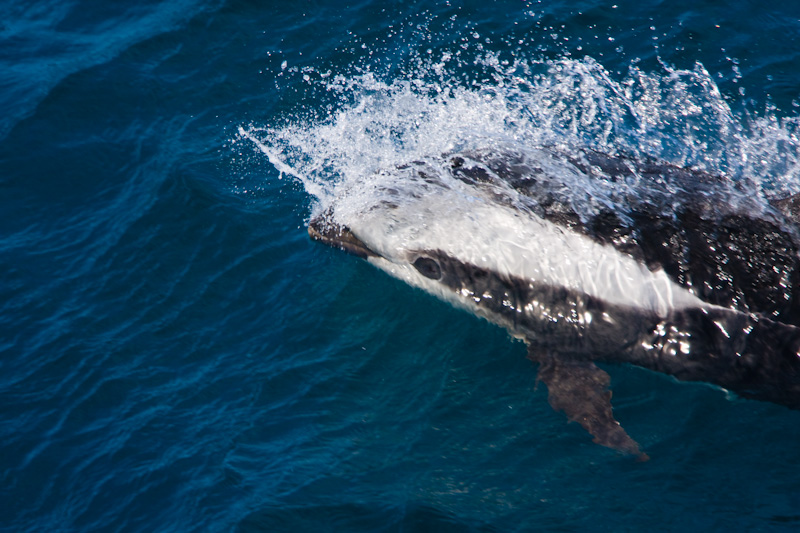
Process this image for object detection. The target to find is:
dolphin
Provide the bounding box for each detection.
[308,146,800,459]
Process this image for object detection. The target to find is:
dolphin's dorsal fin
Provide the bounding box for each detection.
[529,348,648,461]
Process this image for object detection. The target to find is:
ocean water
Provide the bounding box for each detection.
[3,1,800,531]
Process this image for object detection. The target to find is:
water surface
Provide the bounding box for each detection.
[3,1,800,531]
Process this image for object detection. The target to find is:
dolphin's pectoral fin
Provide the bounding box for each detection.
[528,348,648,461]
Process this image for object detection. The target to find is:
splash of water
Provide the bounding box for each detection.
[239,48,800,220]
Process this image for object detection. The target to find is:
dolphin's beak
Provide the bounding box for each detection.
[308,212,377,259]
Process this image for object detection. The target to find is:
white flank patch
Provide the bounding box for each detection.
[340,179,707,318]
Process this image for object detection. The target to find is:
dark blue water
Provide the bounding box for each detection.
[3,1,800,531]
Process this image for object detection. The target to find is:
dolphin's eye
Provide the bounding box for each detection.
[413,256,442,280]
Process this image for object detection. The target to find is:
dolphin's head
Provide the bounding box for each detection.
[307,200,538,338]
[304,152,589,332]
[309,211,500,299]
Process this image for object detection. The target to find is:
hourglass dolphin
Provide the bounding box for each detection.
[309,147,800,459]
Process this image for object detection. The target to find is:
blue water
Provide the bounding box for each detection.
[3,1,800,531]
